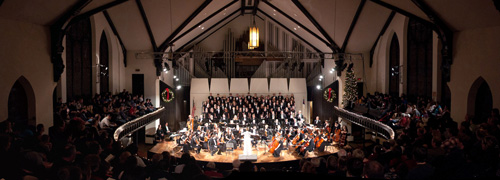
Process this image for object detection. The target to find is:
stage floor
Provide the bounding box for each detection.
[149,141,339,163]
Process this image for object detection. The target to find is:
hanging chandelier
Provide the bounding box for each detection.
[248,15,259,49]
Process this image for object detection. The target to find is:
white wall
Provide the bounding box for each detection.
[448,26,500,124]
[0,18,55,128]
[125,51,159,107]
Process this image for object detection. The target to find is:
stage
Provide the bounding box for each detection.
[149,141,339,163]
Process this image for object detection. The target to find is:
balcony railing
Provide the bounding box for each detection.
[333,106,395,140]
[113,107,166,142]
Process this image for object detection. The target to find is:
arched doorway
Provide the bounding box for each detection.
[467,77,493,123]
[389,34,400,97]
[8,76,36,126]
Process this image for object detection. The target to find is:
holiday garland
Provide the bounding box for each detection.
[161,88,175,103]
[343,70,358,106]
[323,88,336,103]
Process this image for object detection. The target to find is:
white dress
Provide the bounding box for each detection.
[243,131,252,155]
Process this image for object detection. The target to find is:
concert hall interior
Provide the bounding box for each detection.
[1,0,500,179]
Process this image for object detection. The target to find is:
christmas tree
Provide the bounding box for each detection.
[343,69,358,107]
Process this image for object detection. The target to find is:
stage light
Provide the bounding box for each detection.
[176,78,179,81]
[316,85,321,90]
[319,75,323,79]
[319,78,322,81]
[177,85,181,90]
[173,75,177,79]
[330,70,333,74]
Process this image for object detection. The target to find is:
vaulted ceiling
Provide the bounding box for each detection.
[1,0,499,53]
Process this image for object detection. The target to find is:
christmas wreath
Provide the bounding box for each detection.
[161,88,175,103]
[323,88,336,103]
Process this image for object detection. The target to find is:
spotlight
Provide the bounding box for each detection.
[173,75,177,79]
[177,85,181,90]
[316,85,321,90]
[319,78,322,81]
[319,75,323,79]
[105,67,108,70]
[163,68,167,72]
[176,78,179,81]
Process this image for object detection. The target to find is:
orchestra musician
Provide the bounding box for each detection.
[173,93,348,157]
[313,116,322,127]
[163,122,171,140]
[156,124,164,142]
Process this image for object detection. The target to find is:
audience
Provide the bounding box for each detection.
[1,89,499,179]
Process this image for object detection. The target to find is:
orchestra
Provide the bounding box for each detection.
[164,93,346,157]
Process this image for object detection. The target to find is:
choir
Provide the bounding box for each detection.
[168,93,347,157]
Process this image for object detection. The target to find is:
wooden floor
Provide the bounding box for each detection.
[149,141,339,163]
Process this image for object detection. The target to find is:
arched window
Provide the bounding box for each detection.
[99,31,109,94]
[389,34,400,97]
[407,18,433,101]
[66,18,92,101]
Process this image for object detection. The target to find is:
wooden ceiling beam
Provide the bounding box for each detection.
[341,0,366,52]
[369,11,395,67]
[136,0,157,51]
[258,9,322,53]
[171,0,239,44]
[292,0,340,53]
[158,0,212,51]
[262,0,331,49]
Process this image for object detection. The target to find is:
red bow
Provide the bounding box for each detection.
[166,88,170,100]
[328,88,332,99]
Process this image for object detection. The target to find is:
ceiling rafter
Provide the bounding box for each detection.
[369,11,395,67]
[258,9,322,53]
[171,0,239,44]
[67,0,129,31]
[176,9,241,52]
[51,0,94,82]
[158,0,212,51]
[195,14,241,47]
[252,0,260,15]
[411,0,453,82]
[261,0,331,49]
[341,0,366,52]
[136,0,157,51]
[369,0,435,30]
[103,10,128,67]
[292,0,340,53]
[241,0,246,15]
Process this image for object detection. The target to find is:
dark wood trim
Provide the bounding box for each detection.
[411,0,453,82]
[158,0,212,51]
[262,0,331,48]
[256,14,264,21]
[369,0,435,30]
[369,11,395,67]
[67,0,129,30]
[258,9,322,53]
[176,9,240,52]
[241,0,246,15]
[171,0,238,44]
[51,0,94,82]
[103,10,128,67]
[136,0,157,50]
[0,0,5,7]
[341,0,366,52]
[252,0,259,15]
[195,14,241,46]
[292,0,340,53]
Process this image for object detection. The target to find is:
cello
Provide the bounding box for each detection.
[269,137,280,154]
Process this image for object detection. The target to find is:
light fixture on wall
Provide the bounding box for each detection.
[248,15,259,50]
